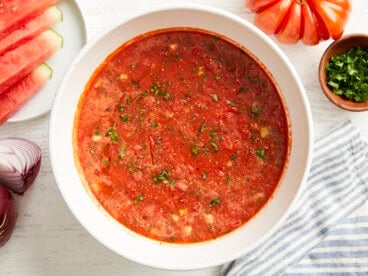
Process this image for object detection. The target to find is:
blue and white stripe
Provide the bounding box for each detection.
[222,120,368,275]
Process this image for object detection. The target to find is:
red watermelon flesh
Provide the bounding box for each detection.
[0,63,52,125]
[0,0,61,40]
[0,6,62,56]
[0,29,62,94]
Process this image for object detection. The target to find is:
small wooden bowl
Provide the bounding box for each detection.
[318,34,368,112]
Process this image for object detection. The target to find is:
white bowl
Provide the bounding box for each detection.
[49,4,313,270]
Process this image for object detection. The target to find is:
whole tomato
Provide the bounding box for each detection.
[246,0,352,45]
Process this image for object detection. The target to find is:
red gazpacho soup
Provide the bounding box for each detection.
[74,28,290,243]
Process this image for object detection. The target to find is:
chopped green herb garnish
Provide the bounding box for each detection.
[150,122,159,128]
[256,148,266,159]
[119,144,126,159]
[102,159,109,166]
[120,114,129,122]
[250,105,262,117]
[158,170,169,181]
[169,180,176,187]
[140,91,149,97]
[210,130,217,139]
[210,141,218,151]
[126,96,132,104]
[230,152,237,160]
[325,46,368,102]
[131,79,141,88]
[210,93,219,102]
[199,122,206,132]
[229,100,236,107]
[152,175,159,184]
[215,75,221,81]
[107,128,118,143]
[135,195,144,201]
[210,198,221,207]
[202,172,207,179]
[191,145,199,156]
[117,104,125,111]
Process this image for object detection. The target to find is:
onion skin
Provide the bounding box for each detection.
[0,185,18,247]
[0,138,42,195]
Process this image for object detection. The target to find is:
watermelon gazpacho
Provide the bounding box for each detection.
[74,28,291,243]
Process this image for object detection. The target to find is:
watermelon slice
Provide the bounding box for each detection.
[0,29,62,94]
[0,63,52,125]
[0,6,63,56]
[0,0,61,40]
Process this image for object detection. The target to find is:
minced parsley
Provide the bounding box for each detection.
[325,46,368,102]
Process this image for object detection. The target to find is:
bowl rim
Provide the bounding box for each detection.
[318,33,368,112]
[49,3,314,270]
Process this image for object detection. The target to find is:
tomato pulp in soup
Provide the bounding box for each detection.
[74,28,290,243]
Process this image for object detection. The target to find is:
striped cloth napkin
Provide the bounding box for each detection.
[222,119,368,275]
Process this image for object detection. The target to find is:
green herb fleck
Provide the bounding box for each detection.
[210,141,218,151]
[229,100,236,107]
[117,104,125,111]
[191,145,199,156]
[135,194,144,201]
[107,128,118,143]
[150,122,159,128]
[250,105,262,117]
[230,152,237,160]
[325,46,368,102]
[215,75,221,81]
[120,114,129,122]
[102,159,109,166]
[199,122,206,132]
[158,170,169,182]
[131,79,141,88]
[169,180,176,187]
[126,96,132,105]
[130,63,137,71]
[119,144,126,159]
[210,198,221,207]
[256,148,266,159]
[152,175,159,184]
[202,172,207,179]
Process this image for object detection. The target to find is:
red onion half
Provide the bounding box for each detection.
[0,185,17,247]
[0,138,42,195]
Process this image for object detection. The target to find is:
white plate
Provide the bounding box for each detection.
[7,0,87,123]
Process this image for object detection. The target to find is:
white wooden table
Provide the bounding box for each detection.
[1,1,367,275]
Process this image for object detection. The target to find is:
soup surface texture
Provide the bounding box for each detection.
[74,29,289,243]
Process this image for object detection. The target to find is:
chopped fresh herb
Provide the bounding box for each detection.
[131,79,141,88]
[120,114,129,122]
[229,100,236,107]
[191,145,199,155]
[210,93,219,102]
[156,136,163,142]
[199,122,206,132]
[256,148,266,159]
[150,82,171,100]
[215,75,221,81]
[117,104,125,111]
[202,172,207,179]
[119,144,126,159]
[107,128,118,143]
[95,130,100,136]
[150,122,159,128]
[210,141,218,151]
[152,175,159,184]
[158,170,169,181]
[250,105,262,117]
[210,130,217,139]
[210,198,221,207]
[169,180,176,187]
[230,152,237,160]
[102,159,109,166]
[140,91,149,97]
[126,96,132,104]
[325,46,368,102]
[135,194,144,201]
